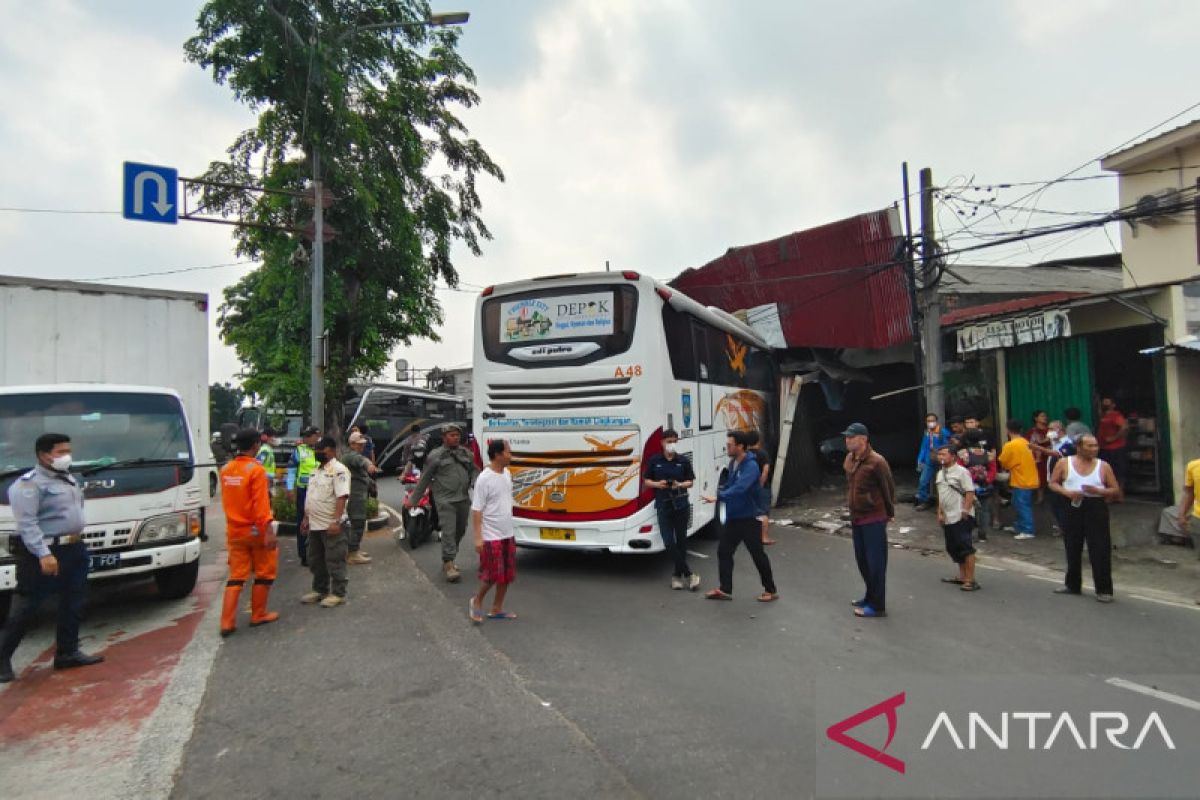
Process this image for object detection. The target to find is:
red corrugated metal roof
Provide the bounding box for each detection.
[940,292,1087,326]
[669,209,910,349]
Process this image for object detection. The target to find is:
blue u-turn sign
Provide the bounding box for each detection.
[122,161,178,224]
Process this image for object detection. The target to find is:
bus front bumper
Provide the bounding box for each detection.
[513,507,668,554]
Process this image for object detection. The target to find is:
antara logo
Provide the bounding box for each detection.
[826,692,907,774]
[827,693,1176,776]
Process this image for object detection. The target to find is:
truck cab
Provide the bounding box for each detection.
[0,385,207,620]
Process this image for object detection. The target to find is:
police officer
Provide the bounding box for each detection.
[0,433,103,683]
[219,428,281,637]
[287,425,321,567]
[406,424,479,582]
[256,426,278,491]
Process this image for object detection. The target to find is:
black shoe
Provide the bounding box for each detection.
[53,651,105,670]
[1053,586,1081,595]
[0,658,13,683]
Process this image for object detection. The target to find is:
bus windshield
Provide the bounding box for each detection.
[0,392,192,474]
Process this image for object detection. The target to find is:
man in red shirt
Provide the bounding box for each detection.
[1096,397,1129,489]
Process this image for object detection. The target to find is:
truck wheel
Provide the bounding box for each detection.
[155,559,199,600]
[0,591,10,625]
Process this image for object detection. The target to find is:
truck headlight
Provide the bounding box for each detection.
[138,513,190,543]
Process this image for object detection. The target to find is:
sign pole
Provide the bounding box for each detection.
[311,150,325,431]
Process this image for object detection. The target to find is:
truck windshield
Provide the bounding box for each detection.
[0,392,192,474]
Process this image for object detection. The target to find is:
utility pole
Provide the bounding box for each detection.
[311,150,325,431]
[901,163,926,420]
[919,167,944,420]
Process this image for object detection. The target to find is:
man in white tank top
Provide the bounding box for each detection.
[1048,434,1120,602]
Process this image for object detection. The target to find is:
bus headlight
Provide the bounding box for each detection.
[138,513,190,543]
[0,531,13,561]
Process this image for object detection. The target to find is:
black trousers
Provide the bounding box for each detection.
[717,517,776,595]
[657,506,691,576]
[1063,498,1113,595]
[852,521,889,611]
[0,540,90,659]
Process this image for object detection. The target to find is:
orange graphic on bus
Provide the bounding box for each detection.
[508,433,641,514]
[726,334,748,377]
[716,389,767,433]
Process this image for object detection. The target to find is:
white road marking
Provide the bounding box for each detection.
[1106,677,1200,711]
[1129,594,1200,612]
[1025,574,1061,584]
[976,564,1007,572]
[687,550,709,559]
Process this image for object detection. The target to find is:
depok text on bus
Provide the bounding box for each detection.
[473,271,776,553]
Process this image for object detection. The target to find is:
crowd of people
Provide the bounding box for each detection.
[4,395,1195,685]
[910,399,1138,605]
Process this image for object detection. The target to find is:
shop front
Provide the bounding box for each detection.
[949,289,1178,502]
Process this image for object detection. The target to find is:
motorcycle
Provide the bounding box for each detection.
[399,471,439,549]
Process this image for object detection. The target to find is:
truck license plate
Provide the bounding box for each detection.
[89,553,122,572]
[539,528,575,541]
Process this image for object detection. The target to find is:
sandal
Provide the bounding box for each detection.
[853,606,887,618]
[468,598,484,624]
[940,577,964,585]
[486,611,518,620]
[763,539,777,546]
[757,592,779,603]
[704,589,733,601]
[960,582,981,592]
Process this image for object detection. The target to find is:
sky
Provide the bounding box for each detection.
[2,0,1199,386]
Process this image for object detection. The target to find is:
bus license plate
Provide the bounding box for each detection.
[90,553,122,572]
[539,528,576,541]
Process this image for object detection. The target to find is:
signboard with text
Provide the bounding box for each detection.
[957,309,1071,354]
[500,292,615,342]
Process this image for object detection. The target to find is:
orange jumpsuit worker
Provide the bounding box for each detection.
[219,428,281,637]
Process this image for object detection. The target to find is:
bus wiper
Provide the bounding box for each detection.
[80,457,190,475]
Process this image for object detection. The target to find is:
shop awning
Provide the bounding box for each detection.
[1139,335,1200,356]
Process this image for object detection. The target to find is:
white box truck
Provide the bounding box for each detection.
[0,275,213,621]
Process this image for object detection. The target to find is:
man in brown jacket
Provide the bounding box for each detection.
[842,423,896,618]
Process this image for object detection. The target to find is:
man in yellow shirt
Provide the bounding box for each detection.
[999,419,1039,540]
[1178,457,1200,532]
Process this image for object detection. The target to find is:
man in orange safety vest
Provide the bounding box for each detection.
[219,428,281,637]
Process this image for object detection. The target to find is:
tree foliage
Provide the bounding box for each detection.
[209,381,245,429]
[185,0,502,425]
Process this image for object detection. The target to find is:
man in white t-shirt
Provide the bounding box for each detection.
[469,439,517,623]
[935,445,979,592]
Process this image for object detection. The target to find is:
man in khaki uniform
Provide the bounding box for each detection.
[300,437,351,608]
[406,425,479,582]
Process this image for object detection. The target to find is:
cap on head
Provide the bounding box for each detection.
[445,423,464,434]
[301,425,320,437]
[233,428,261,451]
[840,422,869,438]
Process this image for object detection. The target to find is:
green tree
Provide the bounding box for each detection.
[209,381,245,429]
[185,0,503,425]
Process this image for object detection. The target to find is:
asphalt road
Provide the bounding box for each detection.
[172,478,1200,799]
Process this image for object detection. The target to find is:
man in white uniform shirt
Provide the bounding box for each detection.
[469,439,517,623]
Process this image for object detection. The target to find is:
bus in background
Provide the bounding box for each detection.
[342,382,469,472]
[473,271,776,553]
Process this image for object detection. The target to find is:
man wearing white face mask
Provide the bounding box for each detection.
[645,429,698,590]
[1043,421,1076,536]
[1,433,102,683]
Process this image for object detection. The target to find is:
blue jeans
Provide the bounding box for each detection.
[1011,488,1035,535]
[0,540,90,658]
[852,521,889,611]
[916,461,935,503]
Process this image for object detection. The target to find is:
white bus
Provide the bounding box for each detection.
[473,270,775,553]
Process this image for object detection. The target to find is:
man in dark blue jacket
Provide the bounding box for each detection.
[702,430,778,602]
